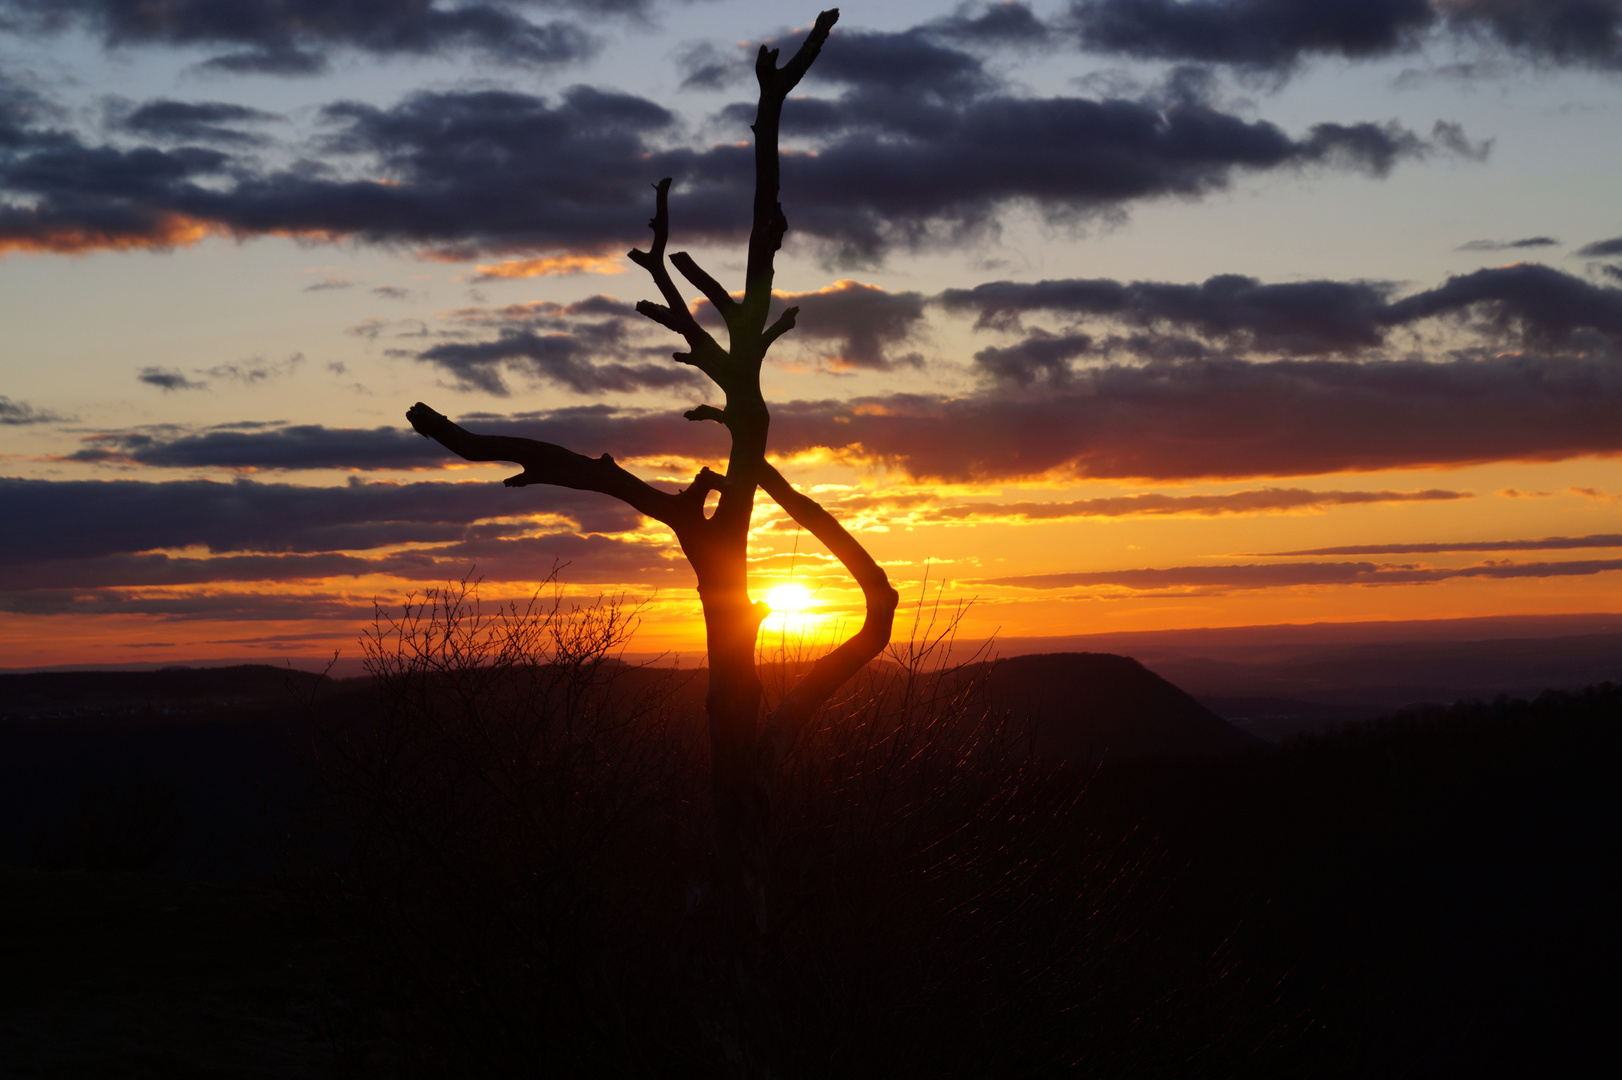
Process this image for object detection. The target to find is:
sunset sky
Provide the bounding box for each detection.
[3,0,1622,669]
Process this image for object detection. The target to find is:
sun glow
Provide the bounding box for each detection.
[765,583,812,615]
[763,582,827,637]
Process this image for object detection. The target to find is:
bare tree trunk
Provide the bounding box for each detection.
[404,8,898,940]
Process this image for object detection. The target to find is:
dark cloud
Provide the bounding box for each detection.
[0,122,235,253]
[980,556,1622,591]
[0,588,373,620]
[779,280,929,370]
[0,69,56,142]
[0,475,646,568]
[199,45,330,76]
[0,549,379,592]
[973,331,1094,385]
[1064,0,1622,71]
[931,2,1053,46]
[1257,533,1622,556]
[406,314,1622,480]
[1576,235,1622,257]
[799,27,995,101]
[0,57,1471,258]
[374,264,1622,481]
[752,92,1465,258]
[695,280,929,371]
[0,1,606,71]
[0,531,681,593]
[1385,263,1622,343]
[943,264,1622,362]
[1443,0,1622,70]
[941,274,1399,353]
[137,366,208,391]
[414,293,700,395]
[253,85,680,254]
[419,332,703,396]
[113,99,280,145]
[380,531,689,585]
[686,11,1043,95]
[755,351,1622,482]
[1065,0,1435,68]
[64,423,451,471]
[0,395,64,424]
[676,41,746,91]
[1457,236,1559,251]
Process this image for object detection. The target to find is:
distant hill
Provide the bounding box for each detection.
[970,652,1261,764]
[0,664,332,720]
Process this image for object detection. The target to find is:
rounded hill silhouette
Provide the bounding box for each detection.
[974,652,1260,764]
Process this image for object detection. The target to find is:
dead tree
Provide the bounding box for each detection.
[405,8,897,931]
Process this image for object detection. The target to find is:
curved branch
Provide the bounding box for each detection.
[406,403,687,528]
[756,460,899,771]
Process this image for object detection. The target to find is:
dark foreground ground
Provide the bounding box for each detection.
[1,671,1618,1077]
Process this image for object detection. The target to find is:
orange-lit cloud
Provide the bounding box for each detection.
[469,254,626,280]
[0,213,219,256]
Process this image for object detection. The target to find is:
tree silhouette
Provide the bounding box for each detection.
[405,8,897,930]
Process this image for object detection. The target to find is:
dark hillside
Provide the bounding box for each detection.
[1081,685,1622,1076]
[974,651,1261,762]
[1,664,1617,1075]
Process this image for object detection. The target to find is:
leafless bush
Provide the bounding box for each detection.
[298,574,704,1074]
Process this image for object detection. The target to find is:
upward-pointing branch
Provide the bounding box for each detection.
[743,8,839,339]
[627,179,730,385]
[671,251,737,326]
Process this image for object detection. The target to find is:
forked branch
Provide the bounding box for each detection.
[627,179,730,382]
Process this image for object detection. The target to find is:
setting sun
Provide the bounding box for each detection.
[764,583,813,615]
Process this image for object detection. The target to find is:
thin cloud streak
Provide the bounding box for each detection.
[847,487,1471,522]
[1255,534,1622,556]
[981,557,1622,591]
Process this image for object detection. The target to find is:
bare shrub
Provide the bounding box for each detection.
[298,575,705,1074]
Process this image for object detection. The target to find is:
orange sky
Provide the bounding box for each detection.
[4,3,1622,670]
